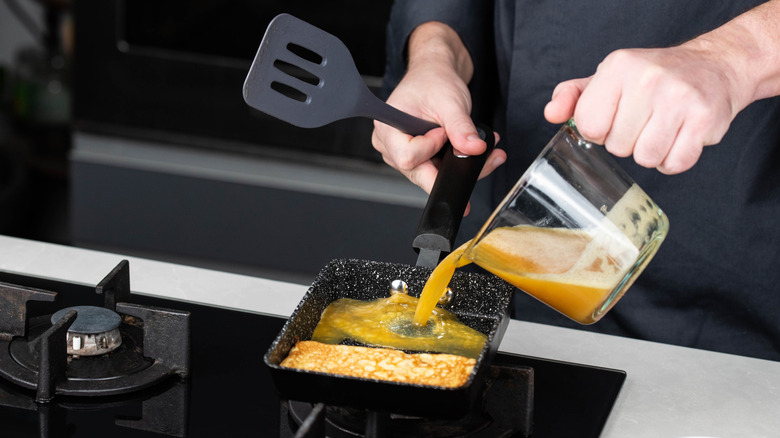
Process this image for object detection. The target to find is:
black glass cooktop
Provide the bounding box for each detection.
[0,270,625,437]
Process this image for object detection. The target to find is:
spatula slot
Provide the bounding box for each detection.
[273,59,320,86]
[243,13,440,133]
[271,81,309,103]
[286,42,324,65]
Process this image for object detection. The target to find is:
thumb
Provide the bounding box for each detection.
[544,77,591,124]
[440,111,487,157]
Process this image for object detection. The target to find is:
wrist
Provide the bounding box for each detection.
[407,21,474,83]
[685,1,780,110]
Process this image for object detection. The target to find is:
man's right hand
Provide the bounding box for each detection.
[371,21,506,195]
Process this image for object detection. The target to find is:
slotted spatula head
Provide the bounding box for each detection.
[243,14,374,128]
[243,14,438,136]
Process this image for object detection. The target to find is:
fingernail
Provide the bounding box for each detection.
[467,134,481,143]
[493,155,506,167]
[453,147,470,158]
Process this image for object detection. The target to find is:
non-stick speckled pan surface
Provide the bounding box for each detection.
[264,258,514,418]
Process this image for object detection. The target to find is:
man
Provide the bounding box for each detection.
[372,0,780,361]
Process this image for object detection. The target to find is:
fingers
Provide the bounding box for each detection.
[438,109,487,157]
[400,158,442,194]
[602,93,652,159]
[373,122,446,169]
[478,148,507,180]
[478,132,505,180]
[631,111,681,168]
[370,121,449,194]
[656,124,704,174]
[572,66,623,145]
[544,78,588,124]
[373,123,506,194]
[552,47,737,175]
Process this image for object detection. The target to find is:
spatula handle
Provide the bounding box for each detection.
[374,105,440,137]
[361,92,439,137]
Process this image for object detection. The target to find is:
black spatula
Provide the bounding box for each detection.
[242,13,438,136]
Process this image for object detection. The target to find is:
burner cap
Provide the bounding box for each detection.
[52,306,121,333]
[51,306,123,356]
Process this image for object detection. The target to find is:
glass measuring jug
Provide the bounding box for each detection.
[415,120,669,325]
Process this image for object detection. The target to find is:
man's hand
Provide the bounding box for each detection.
[545,0,780,174]
[371,21,506,194]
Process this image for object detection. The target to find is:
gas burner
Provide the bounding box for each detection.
[51,305,123,356]
[0,260,190,402]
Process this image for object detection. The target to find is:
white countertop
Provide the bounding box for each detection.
[1,234,778,437]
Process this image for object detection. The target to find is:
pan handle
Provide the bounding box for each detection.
[413,123,495,267]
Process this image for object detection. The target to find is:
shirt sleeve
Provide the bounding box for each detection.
[382,0,493,98]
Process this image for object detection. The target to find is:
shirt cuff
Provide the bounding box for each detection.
[382,0,491,98]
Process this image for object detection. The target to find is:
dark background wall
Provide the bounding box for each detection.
[2,0,427,284]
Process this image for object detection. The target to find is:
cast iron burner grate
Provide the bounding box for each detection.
[281,363,534,438]
[0,260,190,402]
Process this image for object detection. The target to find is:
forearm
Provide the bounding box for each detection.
[408,22,474,84]
[685,0,780,110]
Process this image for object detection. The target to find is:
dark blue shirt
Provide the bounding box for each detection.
[384,0,780,361]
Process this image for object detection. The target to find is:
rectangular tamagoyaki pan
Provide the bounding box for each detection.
[263,258,514,418]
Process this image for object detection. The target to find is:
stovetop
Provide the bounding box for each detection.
[0,269,625,437]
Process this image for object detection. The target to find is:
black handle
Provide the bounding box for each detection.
[371,99,440,137]
[413,123,495,263]
[361,90,440,137]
